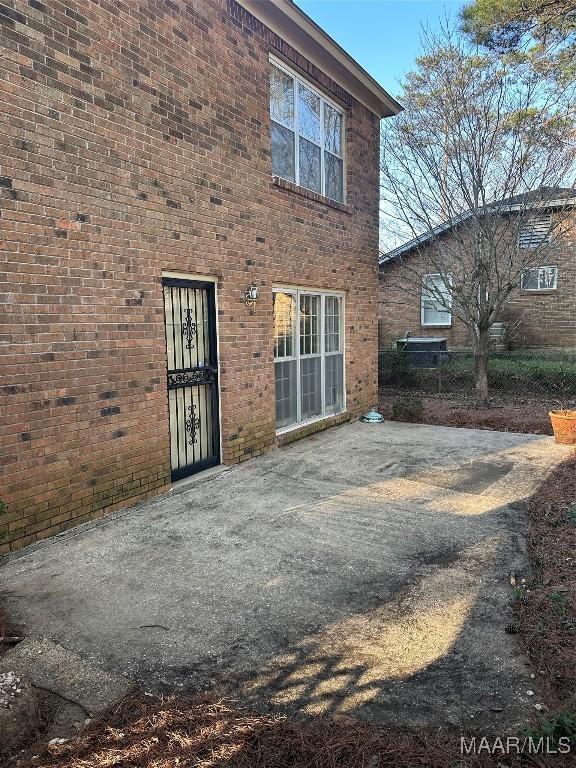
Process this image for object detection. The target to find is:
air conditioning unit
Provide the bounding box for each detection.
[396,336,448,368]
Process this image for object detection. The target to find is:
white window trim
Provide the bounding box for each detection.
[421,273,453,327]
[269,55,346,204]
[273,285,346,433]
[520,265,558,291]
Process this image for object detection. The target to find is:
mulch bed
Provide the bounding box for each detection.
[379,392,554,435]
[16,694,571,768]
[517,456,576,709]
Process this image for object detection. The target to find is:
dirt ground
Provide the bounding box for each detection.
[379,392,554,435]
[0,605,14,659]
[517,455,576,709]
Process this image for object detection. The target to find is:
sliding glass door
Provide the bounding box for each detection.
[273,288,344,430]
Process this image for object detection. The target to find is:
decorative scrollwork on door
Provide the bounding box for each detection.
[181,309,197,350]
[185,403,200,445]
[167,369,214,389]
[163,278,220,480]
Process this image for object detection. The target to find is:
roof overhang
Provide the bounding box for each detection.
[237,0,402,118]
[379,196,576,266]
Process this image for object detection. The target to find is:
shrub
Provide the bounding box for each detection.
[378,350,413,387]
[481,355,576,399]
[392,396,424,423]
[521,709,576,751]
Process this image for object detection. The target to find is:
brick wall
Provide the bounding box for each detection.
[501,217,576,348]
[379,211,576,350]
[0,0,381,552]
[379,245,470,350]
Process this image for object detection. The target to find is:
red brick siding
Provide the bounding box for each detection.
[379,213,576,350]
[501,225,576,347]
[0,0,380,552]
[378,253,470,349]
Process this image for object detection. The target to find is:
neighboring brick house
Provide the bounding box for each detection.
[0,0,400,552]
[378,192,576,350]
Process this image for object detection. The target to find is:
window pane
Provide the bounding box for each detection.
[520,268,538,290]
[422,275,451,325]
[324,151,343,202]
[324,103,342,155]
[539,266,557,289]
[325,353,343,413]
[273,292,296,358]
[298,83,321,144]
[422,301,451,325]
[324,296,341,353]
[521,266,558,289]
[422,275,451,306]
[299,137,321,194]
[274,288,346,430]
[300,294,320,355]
[270,66,294,128]
[300,356,322,420]
[271,122,295,181]
[275,360,297,428]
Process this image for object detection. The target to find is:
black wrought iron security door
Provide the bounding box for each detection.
[163,278,220,481]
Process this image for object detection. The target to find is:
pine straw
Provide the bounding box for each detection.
[517,455,576,708]
[379,394,553,435]
[24,694,570,768]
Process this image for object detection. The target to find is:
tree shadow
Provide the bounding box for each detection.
[214,529,531,735]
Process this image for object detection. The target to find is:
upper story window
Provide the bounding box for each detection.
[518,214,552,249]
[269,60,345,203]
[520,265,558,290]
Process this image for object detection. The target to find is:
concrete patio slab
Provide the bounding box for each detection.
[0,638,133,717]
[0,422,569,731]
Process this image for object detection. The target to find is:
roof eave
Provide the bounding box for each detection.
[379,196,576,265]
[236,0,402,118]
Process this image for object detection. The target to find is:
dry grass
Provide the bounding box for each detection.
[517,455,576,708]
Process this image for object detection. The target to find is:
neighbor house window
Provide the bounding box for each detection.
[421,274,452,326]
[273,288,344,430]
[520,265,558,290]
[518,214,552,249]
[270,59,344,203]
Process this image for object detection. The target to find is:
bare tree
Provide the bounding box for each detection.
[380,26,576,407]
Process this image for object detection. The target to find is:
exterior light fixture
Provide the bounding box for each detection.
[243,284,259,307]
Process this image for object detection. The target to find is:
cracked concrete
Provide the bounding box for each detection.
[0,422,569,730]
[0,638,133,717]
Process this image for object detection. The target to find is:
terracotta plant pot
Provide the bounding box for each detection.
[549,410,576,445]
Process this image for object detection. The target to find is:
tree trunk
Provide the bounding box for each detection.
[474,327,490,408]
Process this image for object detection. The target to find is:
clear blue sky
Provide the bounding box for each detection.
[296,0,467,98]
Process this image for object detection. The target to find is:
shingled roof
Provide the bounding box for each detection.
[380,186,576,266]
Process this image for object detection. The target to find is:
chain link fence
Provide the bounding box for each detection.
[378,348,576,407]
